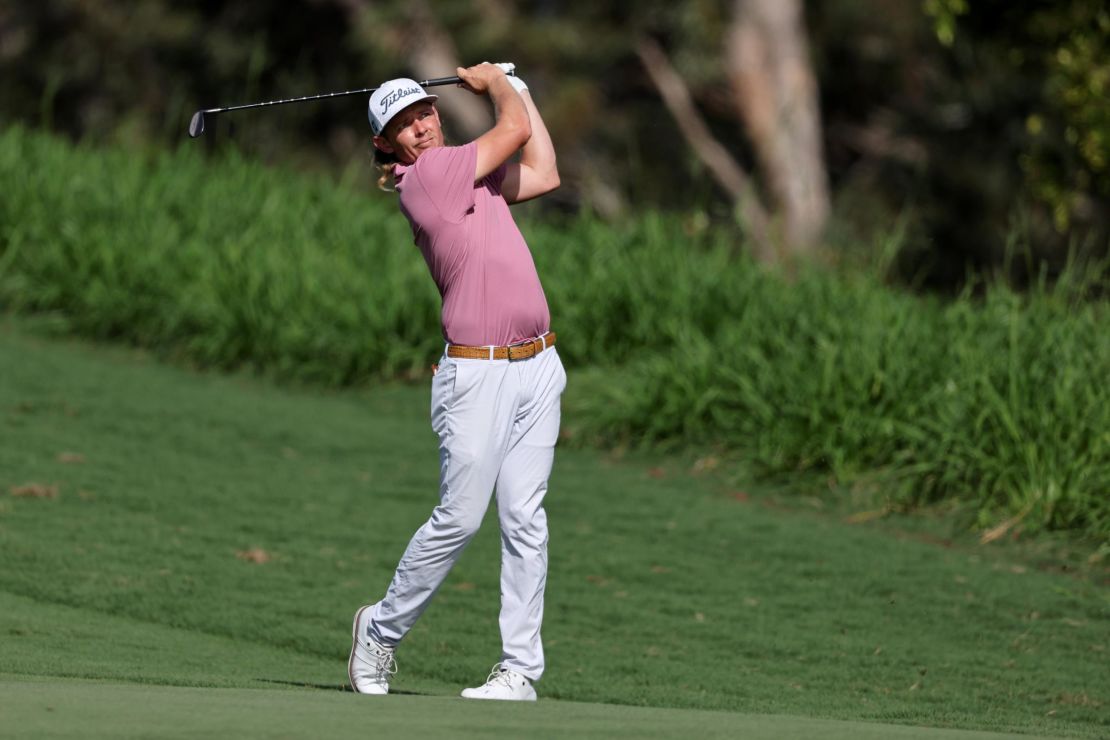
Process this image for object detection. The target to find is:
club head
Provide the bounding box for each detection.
[188,111,207,138]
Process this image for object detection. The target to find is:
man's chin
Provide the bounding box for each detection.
[409,142,442,160]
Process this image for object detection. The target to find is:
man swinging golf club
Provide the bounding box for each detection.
[348,62,565,701]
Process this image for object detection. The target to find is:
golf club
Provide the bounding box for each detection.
[188,66,515,138]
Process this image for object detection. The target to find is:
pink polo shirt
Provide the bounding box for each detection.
[394,142,551,347]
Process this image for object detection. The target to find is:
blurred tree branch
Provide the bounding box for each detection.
[727,0,829,254]
[635,36,771,260]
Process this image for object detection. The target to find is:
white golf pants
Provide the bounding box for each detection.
[369,345,566,681]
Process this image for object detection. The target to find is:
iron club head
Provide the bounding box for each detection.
[188,111,208,138]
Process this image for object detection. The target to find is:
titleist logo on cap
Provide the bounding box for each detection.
[369,78,436,134]
[380,86,423,113]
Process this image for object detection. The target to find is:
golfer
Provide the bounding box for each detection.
[348,62,565,701]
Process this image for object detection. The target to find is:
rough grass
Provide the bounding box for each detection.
[567,268,1110,538]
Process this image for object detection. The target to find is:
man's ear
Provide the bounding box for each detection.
[373,135,394,154]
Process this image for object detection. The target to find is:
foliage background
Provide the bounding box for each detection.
[1,0,1107,285]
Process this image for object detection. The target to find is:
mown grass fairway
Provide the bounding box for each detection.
[0,676,1062,740]
[0,321,1106,738]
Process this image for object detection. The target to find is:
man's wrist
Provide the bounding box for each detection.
[507,75,528,94]
[488,74,516,97]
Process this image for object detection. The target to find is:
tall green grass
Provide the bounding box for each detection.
[572,267,1110,536]
[0,126,750,376]
[1,125,1107,537]
[0,127,441,382]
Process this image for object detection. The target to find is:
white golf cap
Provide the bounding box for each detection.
[368,78,438,136]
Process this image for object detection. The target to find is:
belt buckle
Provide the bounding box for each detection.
[508,338,533,362]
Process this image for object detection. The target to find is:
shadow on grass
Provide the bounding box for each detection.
[255,678,428,696]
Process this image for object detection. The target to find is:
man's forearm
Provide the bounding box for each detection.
[489,76,531,138]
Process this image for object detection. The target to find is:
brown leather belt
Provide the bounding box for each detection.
[447,331,556,361]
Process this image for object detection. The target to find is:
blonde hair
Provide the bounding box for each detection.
[373,146,398,192]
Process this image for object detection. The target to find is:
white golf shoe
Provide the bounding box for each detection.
[348,604,397,695]
[460,663,537,701]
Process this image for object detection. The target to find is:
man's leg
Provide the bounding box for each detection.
[370,358,517,646]
[493,349,565,681]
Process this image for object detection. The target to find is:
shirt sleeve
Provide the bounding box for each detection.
[412,143,478,223]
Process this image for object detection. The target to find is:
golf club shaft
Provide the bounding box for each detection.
[189,74,485,138]
[200,75,463,116]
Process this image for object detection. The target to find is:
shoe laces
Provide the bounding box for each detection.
[358,641,398,678]
[484,662,515,688]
